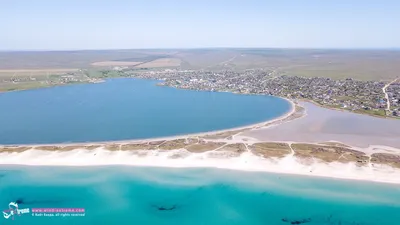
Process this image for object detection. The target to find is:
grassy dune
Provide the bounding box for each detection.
[2,141,400,169]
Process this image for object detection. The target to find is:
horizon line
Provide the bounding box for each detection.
[1,47,400,53]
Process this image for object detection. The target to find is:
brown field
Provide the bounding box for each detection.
[91,61,142,67]
[0,50,171,69]
[0,68,79,76]
[1,49,399,81]
[177,49,400,81]
[134,58,181,68]
[175,49,238,70]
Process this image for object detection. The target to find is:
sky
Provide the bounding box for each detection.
[1,0,399,50]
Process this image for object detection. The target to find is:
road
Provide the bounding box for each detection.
[382,78,399,111]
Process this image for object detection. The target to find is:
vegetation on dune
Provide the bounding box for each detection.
[2,141,399,170]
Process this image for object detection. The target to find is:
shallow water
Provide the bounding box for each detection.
[0,78,290,145]
[1,166,399,225]
[243,102,400,148]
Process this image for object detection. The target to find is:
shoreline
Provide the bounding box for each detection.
[1,147,400,185]
[1,76,397,120]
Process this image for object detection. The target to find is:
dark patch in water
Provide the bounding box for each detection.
[15,198,65,205]
[151,204,178,211]
[282,215,370,225]
[282,218,311,224]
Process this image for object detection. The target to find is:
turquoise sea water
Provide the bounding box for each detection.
[0,166,399,225]
[0,78,290,145]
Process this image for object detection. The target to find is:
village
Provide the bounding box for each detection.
[0,70,108,92]
[128,69,400,118]
[1,66,399,118]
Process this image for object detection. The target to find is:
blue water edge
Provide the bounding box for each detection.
[0,166,399,225]
[0,78,290,144]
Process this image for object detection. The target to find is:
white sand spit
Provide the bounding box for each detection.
[1,148,399,184]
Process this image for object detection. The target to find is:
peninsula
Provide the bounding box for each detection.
[1,100,400,184]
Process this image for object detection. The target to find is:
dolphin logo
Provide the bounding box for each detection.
[9,202,18,208]
[3,202,19,220]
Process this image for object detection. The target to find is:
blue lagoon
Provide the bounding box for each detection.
[0,78,291,145]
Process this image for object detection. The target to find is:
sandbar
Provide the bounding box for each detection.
[1,99,400,185]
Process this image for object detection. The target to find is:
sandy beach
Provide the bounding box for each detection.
[1,99,400,185]
[1,146,399,184]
